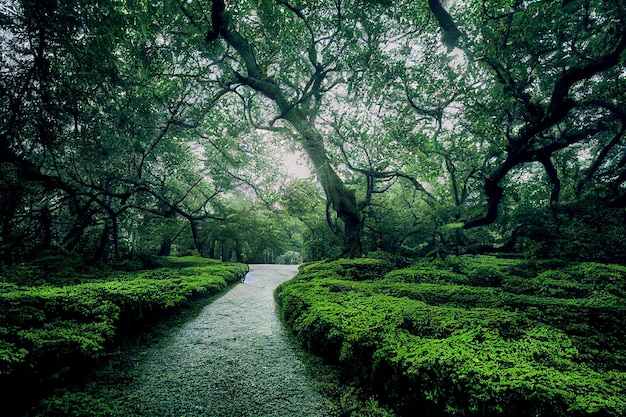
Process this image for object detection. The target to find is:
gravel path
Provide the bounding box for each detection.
[120,264,332,417]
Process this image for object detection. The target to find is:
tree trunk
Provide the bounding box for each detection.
[282,109,362,257]
[158,237,172,257]
[207,239,216,259]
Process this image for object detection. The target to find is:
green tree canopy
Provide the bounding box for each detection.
[1,0,624,263]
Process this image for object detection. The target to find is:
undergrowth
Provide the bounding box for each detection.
[275,255,626,417]
[0,256,248,415]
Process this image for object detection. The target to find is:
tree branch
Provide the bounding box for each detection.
[427,0,462,51]
[465,18,626,229]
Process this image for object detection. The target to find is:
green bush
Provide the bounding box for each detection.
[384,267,468,285]
[299,258,393,281]
[366,250,414,269]
[502,262,626,300]
[0,257,248,385]
[276,256,626,416]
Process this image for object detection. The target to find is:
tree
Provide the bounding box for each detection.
[176,0,383,256]
[0,0,240,264]
[2,0,624,264]
[451,0,626,228]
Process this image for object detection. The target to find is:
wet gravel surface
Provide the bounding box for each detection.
[119,264,332,417]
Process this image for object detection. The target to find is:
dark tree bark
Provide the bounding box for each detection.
[464,22,626,229]
[428,0,462,51]
[158,237,173,257]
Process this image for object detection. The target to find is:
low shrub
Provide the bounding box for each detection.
[384,267,468,285]
[502,262,626,300]
[0,257,247,389]
[366,250,414,269]
[443,255,521,287]
[299,258,394,281]
[276,256,626,416]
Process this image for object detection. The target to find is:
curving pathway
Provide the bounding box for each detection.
[119,264,332,417]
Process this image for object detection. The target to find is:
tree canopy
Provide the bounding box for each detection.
[1,0,625,265]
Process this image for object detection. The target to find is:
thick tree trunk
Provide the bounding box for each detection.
[158,237,172,257]
[282,109,362,257]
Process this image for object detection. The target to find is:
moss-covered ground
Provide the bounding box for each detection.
[275,255,626,417]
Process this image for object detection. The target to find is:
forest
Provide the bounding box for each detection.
[1,0,625,415]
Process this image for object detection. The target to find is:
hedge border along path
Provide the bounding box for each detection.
[30,264,333,417]
[0,256,248,416]
[275,256,626,417]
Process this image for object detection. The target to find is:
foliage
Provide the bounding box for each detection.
[0,0,305,265]
[508,191,626,263]
[385,267,468,286]
[301,223,345,262]
[0,257,247,396]
[275,251,303,265]
[2,0,625,262]
[365,250,414,270]
[276,255,626,416]
[298,258,395,282]
[281,178,347,262]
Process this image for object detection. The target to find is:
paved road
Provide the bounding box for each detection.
[121,264,332,416]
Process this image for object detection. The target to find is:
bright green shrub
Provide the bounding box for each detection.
[384,267,468,285]
[161,255,222,267]
[501,275,537,294]
[0,340,28,376]
[0,257,247,385]
[501,262,626,300]
[561,262,626,299]
[366,250,413,269]
[446,254,521,272]
[507,258,572,278]
[368,282,626,367]
[466,265,503,287]
[276,257,626,416]
[531,270,589,298]
[299,258,393,281]
[443,255,516,287]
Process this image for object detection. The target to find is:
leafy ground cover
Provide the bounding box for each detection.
[275,255,626,416]
[0,256,248,414]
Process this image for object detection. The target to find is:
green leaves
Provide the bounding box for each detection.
[276,255,626,416]
[0,257,247,382]
[2,0,625,263]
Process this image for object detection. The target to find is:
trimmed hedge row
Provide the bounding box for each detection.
[0,256,248,385]
[275,256,626,416]
[299,257,395,281]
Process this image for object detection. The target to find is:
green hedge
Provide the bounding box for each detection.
[298,258,394,281]
[0,256,248,384]
[384,267,469,285]
[275,256,626,416]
